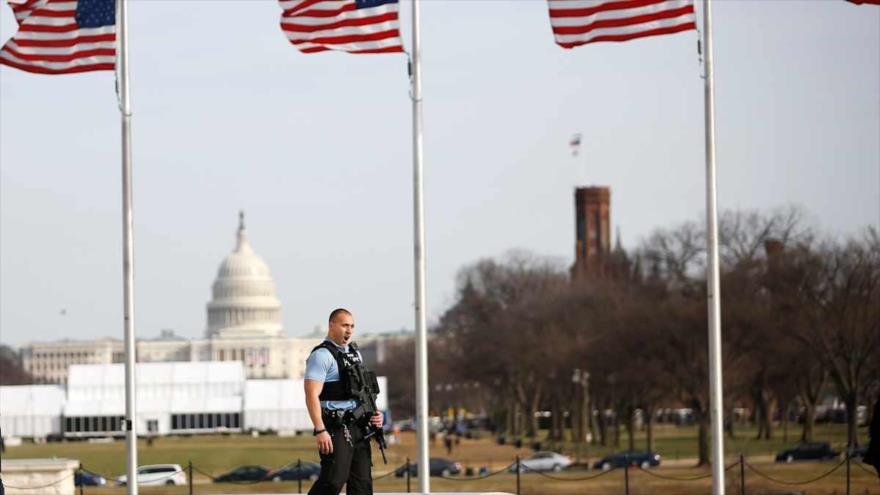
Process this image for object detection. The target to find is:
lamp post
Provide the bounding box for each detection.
[572,369,591,463]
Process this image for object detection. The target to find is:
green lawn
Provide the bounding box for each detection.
[527,422,868,462]
[3,423,875,494]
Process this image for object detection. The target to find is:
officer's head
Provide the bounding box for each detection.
[328,308,354,346]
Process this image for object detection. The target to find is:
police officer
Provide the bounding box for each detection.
[305,308,383,495]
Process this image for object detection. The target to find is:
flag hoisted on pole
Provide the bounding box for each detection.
[0,0,117,74]
[275,0,429,489]
[279,0,404,54]
[546,1,725,494]
[0,0,139,491]
[569,133,582,156]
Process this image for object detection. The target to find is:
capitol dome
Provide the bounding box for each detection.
[206,212,283,339]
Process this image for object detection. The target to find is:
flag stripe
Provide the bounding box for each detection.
[13,32,114,47]
[557,22,696,47]
[553,5,695,35]
[549,0,668,18]
[281,11,397,32]
[294,36,403,53]
[0,48,114,73]
[548,0,696,48]
[554,15,694,45]
[2,41,112,61]
[285,21,400,41]
[0,0,116,74]
[279,0,403,55]
[290,27,400,46]
[296,3,359,18]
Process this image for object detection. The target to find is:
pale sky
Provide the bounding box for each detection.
[1,1,878,347]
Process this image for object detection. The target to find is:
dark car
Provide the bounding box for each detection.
[775,442,840,463]
[394,458,462,478]
[593,451,661,471]
[267,461,321,482]
[213,465,270,483]
[75,471,107,487]
[851,445,868,460]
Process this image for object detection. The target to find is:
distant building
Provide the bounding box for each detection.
[20,339,125,384]
[571,186,611,279]
[0,361,388,439]
[19,213,320,384]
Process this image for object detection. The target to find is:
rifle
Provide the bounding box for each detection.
[346,346,388,464]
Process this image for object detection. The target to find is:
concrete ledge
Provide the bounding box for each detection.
[1,458,79,495]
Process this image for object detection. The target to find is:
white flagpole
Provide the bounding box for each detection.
[701,1,725,493]
[117,0,138,492]
[410,0,430,492]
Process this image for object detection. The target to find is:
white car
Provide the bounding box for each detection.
[115,464,187,486]
[513,451,574,472]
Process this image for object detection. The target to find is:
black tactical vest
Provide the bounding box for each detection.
[311,341,367,401]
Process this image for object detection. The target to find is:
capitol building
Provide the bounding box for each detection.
[19,213,322,384]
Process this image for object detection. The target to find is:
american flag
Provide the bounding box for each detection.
[570,133,582,156]
[279,0,404,54]
[548,0,696,49]
[0,0,116,74]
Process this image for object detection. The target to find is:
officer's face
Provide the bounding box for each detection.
[328,312,355,346]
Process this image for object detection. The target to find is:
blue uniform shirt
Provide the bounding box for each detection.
[304,339,359,411]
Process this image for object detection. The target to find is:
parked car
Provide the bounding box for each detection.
[267,461,321,482]
[115,464,187,486]
[214,465,270,483]
[775,443,840,463]
[75,471,107,487]
[593,451,661,471]
[510,451,574,472]
[394,458,462,478]
[851,445,868,460]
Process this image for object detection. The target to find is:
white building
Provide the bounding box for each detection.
[0,362,387,440]
[0,385,66,439]
[62,361,245,438]
[19,213,321,384]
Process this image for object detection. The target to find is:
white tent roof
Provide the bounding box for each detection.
[67,361,245,388]
[64,361,245,416]
[0,385,65,416]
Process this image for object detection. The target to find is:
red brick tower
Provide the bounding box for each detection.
[572,186,611,279]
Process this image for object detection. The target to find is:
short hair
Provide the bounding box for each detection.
[329,308,352,324]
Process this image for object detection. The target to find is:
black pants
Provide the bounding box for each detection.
[308,422,373,495]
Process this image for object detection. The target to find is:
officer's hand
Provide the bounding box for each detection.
[370,413,383,429]
[317,431,333,455]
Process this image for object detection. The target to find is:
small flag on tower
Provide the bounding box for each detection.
[0,0,116,74]
[548,0,697,49]
[279,0,404,54]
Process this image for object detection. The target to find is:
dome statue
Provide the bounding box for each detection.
[206,211,283,339]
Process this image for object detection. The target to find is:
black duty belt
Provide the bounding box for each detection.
[321,409,366,446]
[322,409,355,426]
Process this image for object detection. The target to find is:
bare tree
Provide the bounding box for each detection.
[0,345,31,385]
[799,230,880,447]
